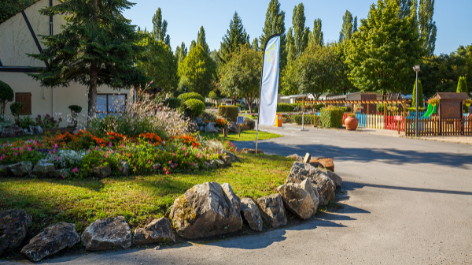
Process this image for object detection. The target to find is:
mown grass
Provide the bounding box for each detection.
[0,154,292,235]
[199,130,281,142]
[0,135,43,144]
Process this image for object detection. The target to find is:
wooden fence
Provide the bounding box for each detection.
[405,116,472,136]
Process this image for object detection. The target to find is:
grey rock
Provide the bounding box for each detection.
[240,148,264,154]
[120,161,130,176]
[223,150,240,162]
[21,222,80,262]
[277,181,316,220]
[256,194,287,228]
[187,121,199,133]
[221,155,232,166]
[0,164,9,176]
[169,182,243,239]
[81,216,132,251]
[286,154,303,162]
[133,218,175,245]
[152,163,162,170]
[215,159,225,167]
[32,159,55,178]
[286,162,335,206]
[72,129,79,134]
[8,161,33,177]
[1,125,25,138]
[92,166,111,178]
[194,117,203,124]
[303,153,312,164]
[299,178,320,212]
[0,210,32,256]
[35,125,43,134]
[204,122,218,133]
[199,126,205,132]
[50,168,70,179]
[205,160,217,170]
[221,183,243,228]
[228,121,239,133]
[240,198,263,231]
[325,170,342,187]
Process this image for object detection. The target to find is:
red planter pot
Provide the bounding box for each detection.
[345,116,359,131]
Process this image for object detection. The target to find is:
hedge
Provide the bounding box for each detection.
[319,107,345,128]
[218,105,239,122]
[406,107,427,112]
[164,98,181,109]
[185,99,205,117]
[294,115,315,125]
[277,103,296,112]
[178,92,205,103]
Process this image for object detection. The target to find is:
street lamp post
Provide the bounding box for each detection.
[413,65,420,137]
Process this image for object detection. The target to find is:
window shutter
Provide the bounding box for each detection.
[15,93,32,115]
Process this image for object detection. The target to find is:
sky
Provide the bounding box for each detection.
[123,0,472,56]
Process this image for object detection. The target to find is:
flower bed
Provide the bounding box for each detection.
[0,129,237,178]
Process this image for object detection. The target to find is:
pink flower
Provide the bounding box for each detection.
[55,144,58,148]
[207,154,210,159]
[109,142,112,147]
[185,152,188,156]
[172,153,175,157]
[13,152,17,156]
[119,167,123,171]
[148,160,151,164]
[27,147,32,152]
[61,175,65,179]
[95,146,98,150]
[128,153,131,157]
[197,154,201,158]
[105,154,108,158]
[169,160,172,164]
[72,167,78,173]
[19,147,23,151]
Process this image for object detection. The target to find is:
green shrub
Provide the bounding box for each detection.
[218,105,239,122]
[294,115,315,125]
[68,105,82,114]
[243,117,255,129]
[406,107,427,112]
[164,98,181,109]
[10,102,24,124]
[19,116,35,129]
[457,76,468,94]
[185,99,205,117]
[178,92,205,103]
[314,103,325,110]
[319,107,344,128]
[0,80,14,117]
[412,80,423,109]
[277,103,296,112]
[252,105,258,113]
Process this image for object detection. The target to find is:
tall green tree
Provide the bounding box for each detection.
[309,19,323,46]
[219,44,262,113]
[346,0,423,95]
[457,76,468,94]
[152,8,170,47]
[190,40,197,51]
[260,0,286,68]
[28,0,147,118]
[419,0,437,56]
[0,0,39,23]
[339,10,357,43]
[174,42,188,64]
[412,80,423,108]
[252,38,259,51]
[197,26,210,54]
[137,29,178,93]
[288,3,309,62]
[178,44,216,96]
[219,12,250,61]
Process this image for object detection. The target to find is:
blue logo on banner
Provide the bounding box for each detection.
[237,116,244,124]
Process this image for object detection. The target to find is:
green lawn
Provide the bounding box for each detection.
[0,154,292,235]
[0,135,42,144]
[199,130,281,142]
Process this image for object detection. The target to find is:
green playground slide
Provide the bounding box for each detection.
[423,104,437,118]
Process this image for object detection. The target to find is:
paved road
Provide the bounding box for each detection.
[6,127,472,265]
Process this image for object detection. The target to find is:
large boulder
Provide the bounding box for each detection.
[240,198,263,231]
[256,194,287,228]
[277,179,317,220]
[227,121,239,133]
[7,161,33,177]
[286,162,335,206]
[299,178,320,211]
[221,155,232,166]
[240,148,264,154]
[21,222,80,262]
[1,125,25,138]
[223,150,240,162]
[120,161,130,176]
[50,168,70,179]
[286,154,303,162]
[133,218,175,245]
[319,168,342,187]
[0,210,32,256]
[81,216,132,251]
[92,166,111,178]
[204,122,218,133]
[169,182,243,239]
[32,159,55,178]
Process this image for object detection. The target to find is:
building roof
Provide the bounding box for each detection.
[280,94,309,99]
[0,0,43,26]
[435,92,470,100]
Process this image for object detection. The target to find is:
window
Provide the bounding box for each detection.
[96,94,126,117]
[15,93,32,115]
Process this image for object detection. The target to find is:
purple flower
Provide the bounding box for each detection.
[72,167,78,173]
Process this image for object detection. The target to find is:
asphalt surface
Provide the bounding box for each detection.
[4,126,472,265]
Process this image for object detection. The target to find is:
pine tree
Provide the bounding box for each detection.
[339,10,354,43]
[175,42,188,63]
[178,45,216,96]
[353,16,358,33]
[419,0,437,56]
[260,0,286,68]
[197,26,210,54]
[152,8,171,47]
[412,80,424,108]
[286,28,296,64]
[190,40,196,51]
[309,18,323,46]
[219,12,250,61]
[457,76,468,94]
[28,0,147,118]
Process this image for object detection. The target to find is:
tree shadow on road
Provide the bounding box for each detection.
[344,181,472,196]
[234,141,472,168]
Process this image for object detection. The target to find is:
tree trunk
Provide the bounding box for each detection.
[87,0,98,126]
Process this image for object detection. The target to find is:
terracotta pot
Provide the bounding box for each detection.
[345,116,359,131]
